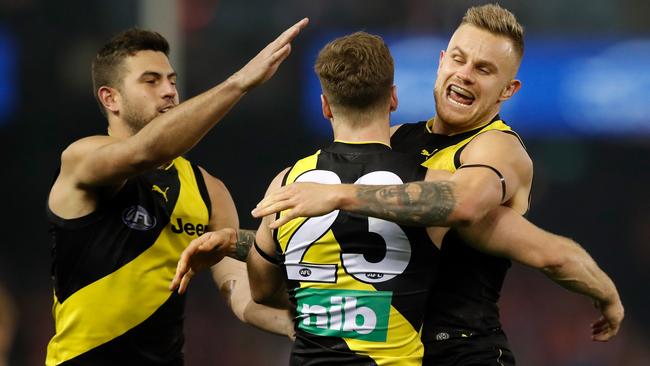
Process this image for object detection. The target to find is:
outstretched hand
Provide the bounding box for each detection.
[251,182,344,229]
[591,298,624,341]
[169,228,237,294]
[232,17,309,91]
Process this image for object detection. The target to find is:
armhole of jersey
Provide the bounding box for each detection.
[453,144,467,169]
[452,129,526,169]
[454,128,532,214]
[500,129,527,151]
[191,163,212,219]
[46,167,63,222]
[498,129,531,213]
[46,167,108,229]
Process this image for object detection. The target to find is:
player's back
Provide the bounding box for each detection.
[275,141,439,366]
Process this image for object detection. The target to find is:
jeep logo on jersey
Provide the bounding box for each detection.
[122,205,157,231]
[170,218,206,236]
[295,288,392,342]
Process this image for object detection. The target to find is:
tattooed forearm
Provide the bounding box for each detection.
[229,229,256,261]
[353,181,456,226]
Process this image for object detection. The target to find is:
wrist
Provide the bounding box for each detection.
[336,184,357,211]
[225,72,250,94]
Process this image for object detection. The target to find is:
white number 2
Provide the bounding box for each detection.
[284,170,411,283]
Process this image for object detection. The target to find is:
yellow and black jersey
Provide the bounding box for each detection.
[391,116,527,351]
[275,142,439,366]
[46,157,210,366]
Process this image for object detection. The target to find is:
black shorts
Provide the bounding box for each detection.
[423,329,515,366]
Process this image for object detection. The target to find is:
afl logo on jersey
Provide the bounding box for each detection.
[365,272,384,280]
[122,205,157,231]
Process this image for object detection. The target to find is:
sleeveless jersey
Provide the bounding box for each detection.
[391,116,527,340]
[46,157,211,366]
[275,142,439,366]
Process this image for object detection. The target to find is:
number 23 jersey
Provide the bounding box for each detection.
[274,142,439,366]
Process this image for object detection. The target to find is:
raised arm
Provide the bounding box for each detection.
[50,18,309,219]
[458,206,624,341]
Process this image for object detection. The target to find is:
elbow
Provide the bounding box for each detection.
[448,198,489,227]
[539,238,583,273]
[251,285,287,308]
[251,290,266,305]
[250,287,273,306]
[540,258,568,277]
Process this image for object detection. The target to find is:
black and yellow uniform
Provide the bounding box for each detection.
[46,157,211,366]
[391,116,526,366]
[275,142,439,366]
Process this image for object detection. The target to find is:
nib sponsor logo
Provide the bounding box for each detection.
[295,288,392,342]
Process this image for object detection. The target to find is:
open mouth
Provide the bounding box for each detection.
[447,84,475,106]
[158,105,174,113]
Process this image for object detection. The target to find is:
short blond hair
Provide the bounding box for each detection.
[462,3,524,59]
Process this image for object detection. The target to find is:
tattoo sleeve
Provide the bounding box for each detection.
[353,181,456,226]
[230,229,256,261]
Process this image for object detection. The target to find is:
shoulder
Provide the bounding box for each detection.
[467,129,528,157]
[60,135,118,167]
[196,165,228,192]
[266,167,291,195]
[196,166,234,209]
[462,130,532,176]
[196,165,238,228]
[54,135,121,190]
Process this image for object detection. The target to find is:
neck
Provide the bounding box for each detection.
[331,114,391,145]
[107,117,134,139]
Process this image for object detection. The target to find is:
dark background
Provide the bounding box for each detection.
[1,0,648,365]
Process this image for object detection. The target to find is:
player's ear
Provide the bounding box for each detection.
[98,86,120,114]
[499,79,521,102]
[389,86,398,112]
[321,94,333,119]
[438,50,445,72]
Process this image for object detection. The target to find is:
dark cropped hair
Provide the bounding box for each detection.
[315,32,394,110]
[91,28,169,116]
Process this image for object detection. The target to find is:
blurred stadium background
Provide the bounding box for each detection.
[1,0,649,365]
